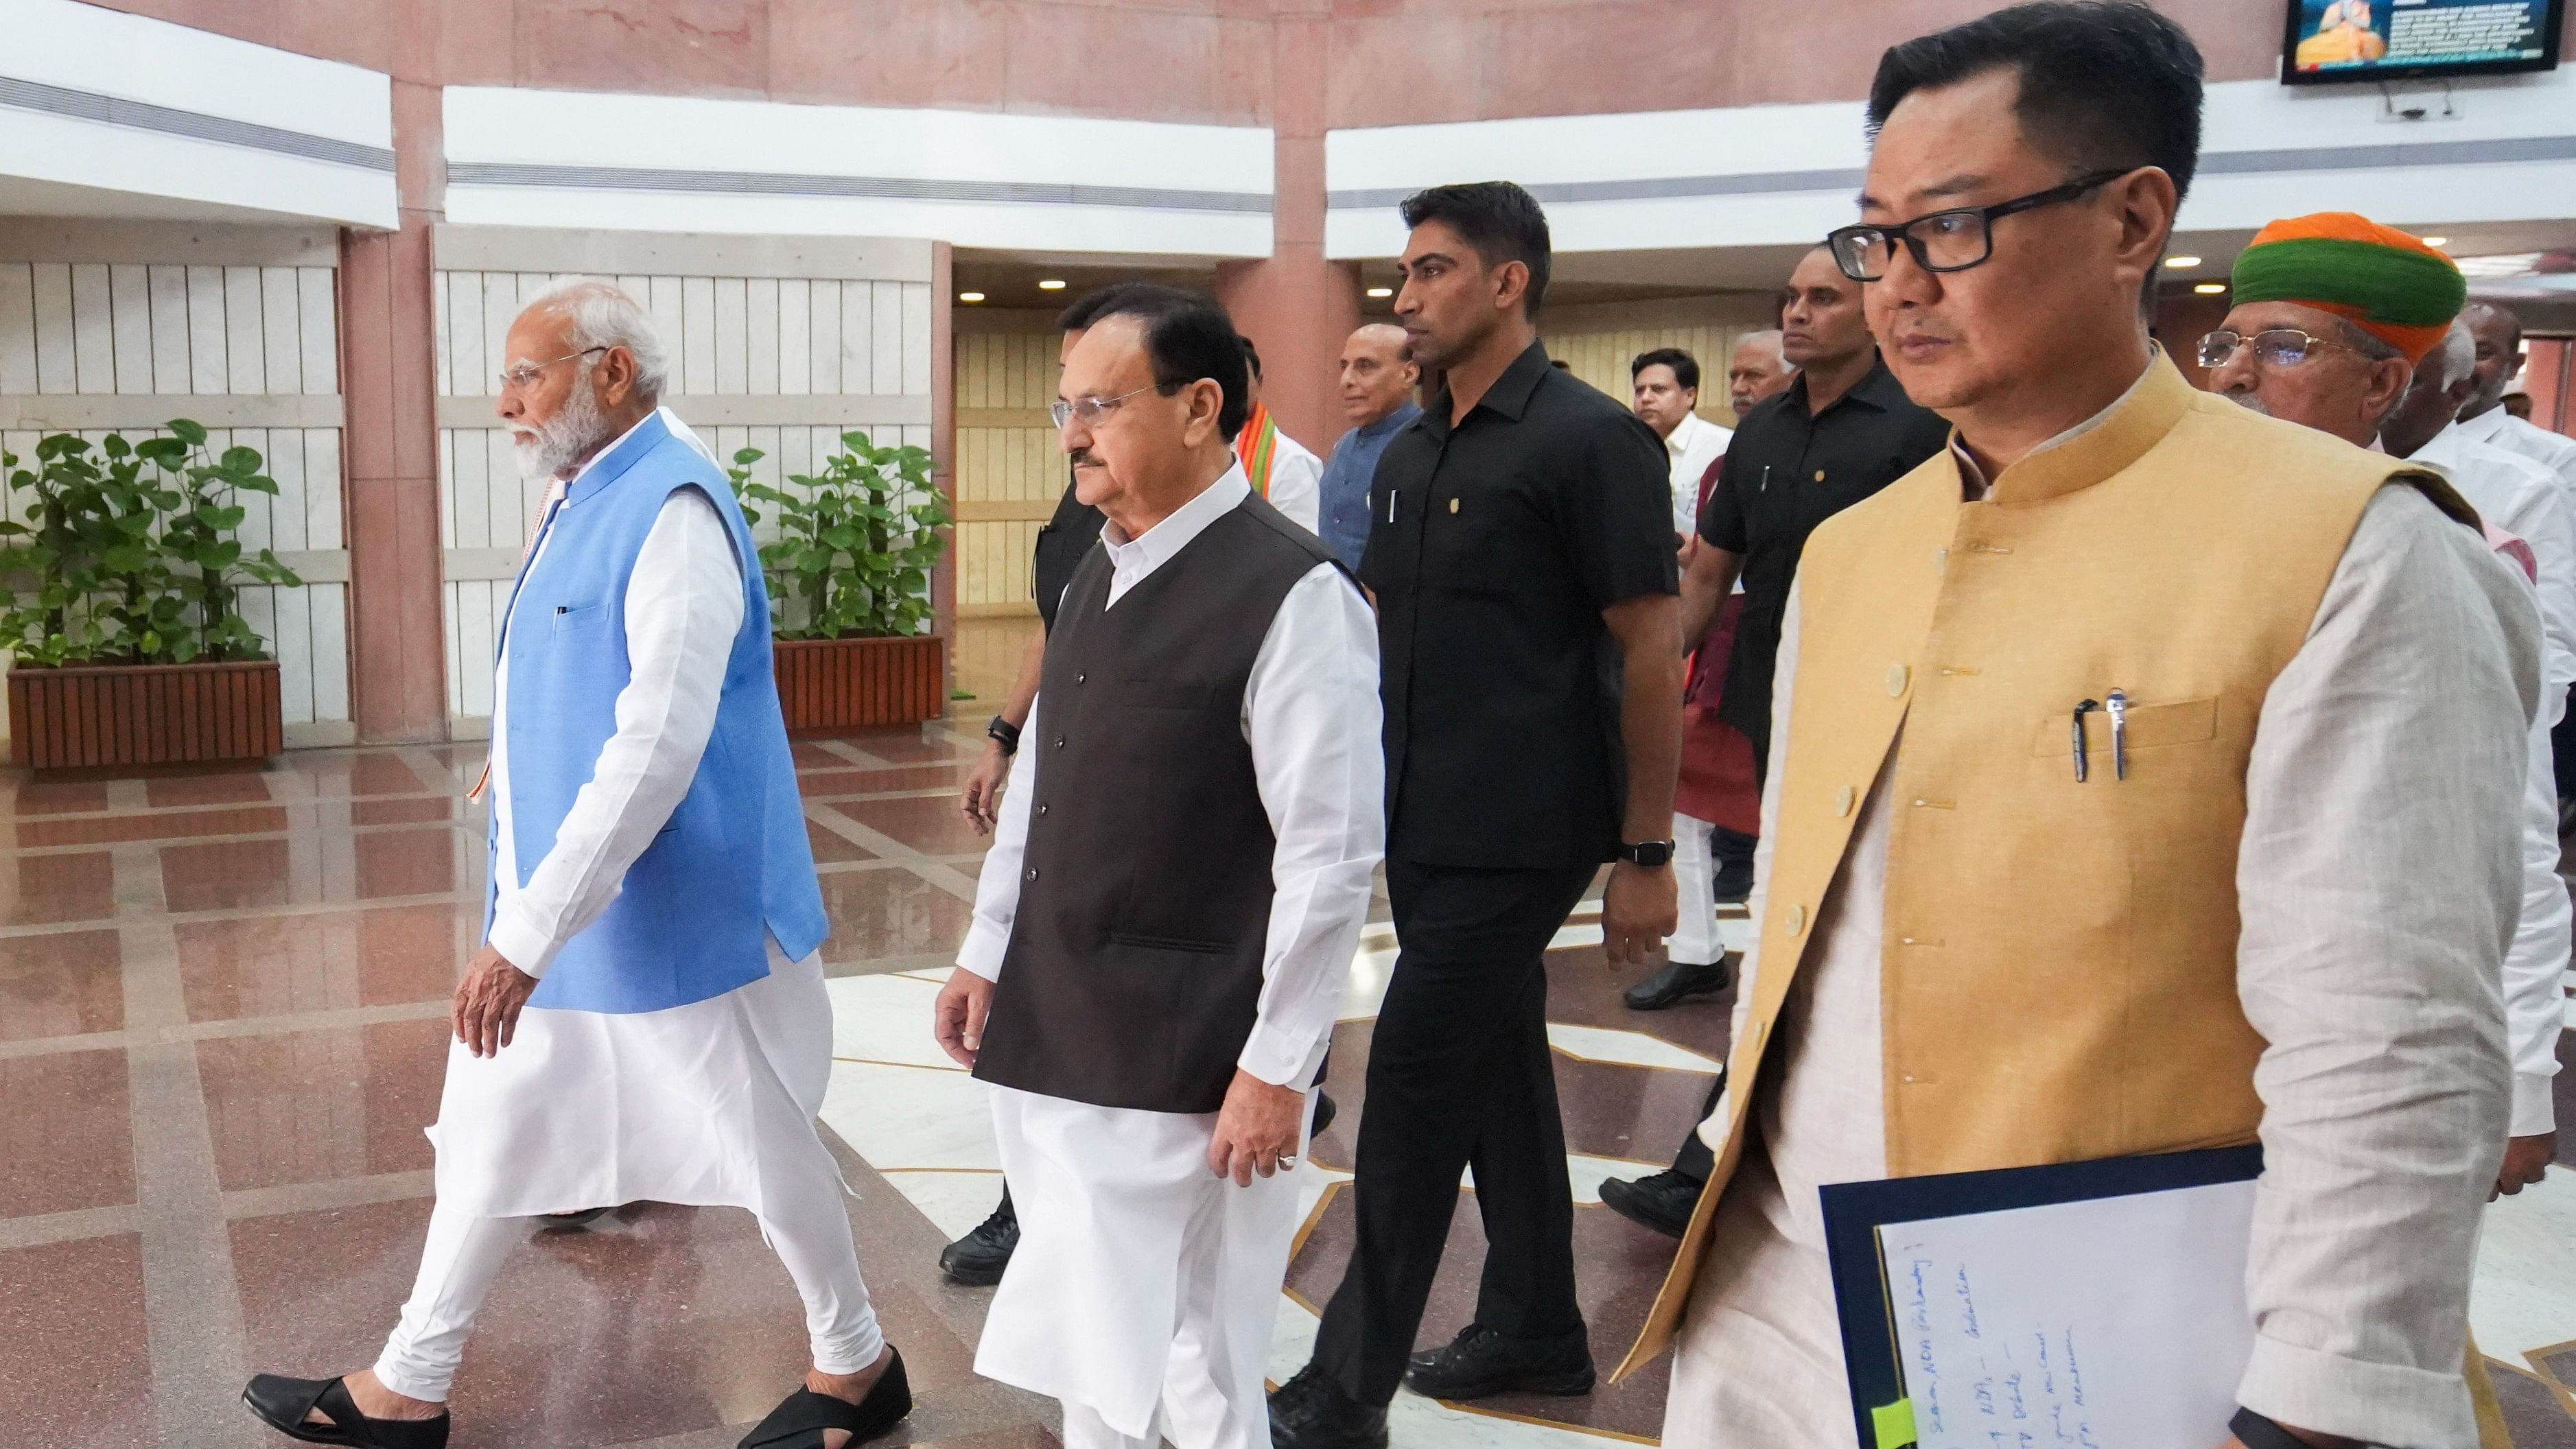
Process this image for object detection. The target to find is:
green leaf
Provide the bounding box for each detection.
[734,447,765,466]
[167,419,207,447]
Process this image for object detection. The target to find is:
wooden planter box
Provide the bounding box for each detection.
[8,658,284,772]
[773,633,946,733]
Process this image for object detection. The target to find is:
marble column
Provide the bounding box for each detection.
[1215,9,1361,460]
[341,64,449,744]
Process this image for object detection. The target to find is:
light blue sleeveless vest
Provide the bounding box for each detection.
[486,412,829,1013]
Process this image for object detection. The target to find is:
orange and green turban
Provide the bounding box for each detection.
[2229,213,2465,364]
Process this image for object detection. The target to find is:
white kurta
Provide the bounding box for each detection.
[2456,401,2576,495]
[2412,421,2576,1136]
[1664,410,1733,537]
[957,466,1383,1444]
[1264,431,1326,538]
[1667,448,2533,1446]
[430,431,834,1223]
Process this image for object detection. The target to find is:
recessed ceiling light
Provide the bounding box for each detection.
[1366,286,1394,298]
[2164,255,2201,268]
[1038,279,1067,291]
[2192,282,2227,295]
[2420,235,2449,247]
[958,292,985,303]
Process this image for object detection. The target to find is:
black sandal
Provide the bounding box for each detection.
[242,1375,450,1448]
[738,1348,912,1448]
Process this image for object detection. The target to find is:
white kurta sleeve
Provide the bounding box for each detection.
[484,488,745,976]
[2478,469,2576,1135]
[1265,444,1324,537]
[957,694,1042,983]
[1234,563,1385,1087]
[2234,484,2532,1447]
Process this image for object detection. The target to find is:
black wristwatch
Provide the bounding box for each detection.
[2227,1408,2314,1449]
[1616,840,1676,869]
[986,716,1022,754]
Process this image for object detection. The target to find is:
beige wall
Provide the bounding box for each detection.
[951,311,1060,619]
[1543,295,1783,429]
[85,1,2284,129]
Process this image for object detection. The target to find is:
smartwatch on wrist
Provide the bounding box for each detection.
[986,716,1022,755]
[1616,840,1676,869]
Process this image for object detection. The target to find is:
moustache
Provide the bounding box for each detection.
[2225,393,2270,417]
[1068,448,1099,468]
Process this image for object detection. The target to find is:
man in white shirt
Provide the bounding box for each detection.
[935,288,1381,1449]
[1633,347,1733,540]
[242,280,906,1449]
[2459,301,2576,493]
[1234,334,1326,534]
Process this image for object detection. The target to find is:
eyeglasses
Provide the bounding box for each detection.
[1049,384,1167,429]
[2194,328,2369,370]
[1825,169,2136,282]
[496,346,607,394]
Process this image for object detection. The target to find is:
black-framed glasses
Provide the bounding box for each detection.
[1825,169,2135,282]
[1049,383,1168,429]
[2195,328,2369,370]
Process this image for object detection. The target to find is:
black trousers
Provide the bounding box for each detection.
[1311,858,1597,1405]
[1672,1070,1726,1183]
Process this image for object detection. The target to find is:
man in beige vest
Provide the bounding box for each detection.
[1630,6,2536,1448]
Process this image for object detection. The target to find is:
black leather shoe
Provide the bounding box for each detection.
[1598,1168,1704,1239]
[1404,1323,1594,1400]
[1311,1090,1338,1138]
[242,1374,449,1448]
[1270,1363,1387,1449]
[1623,954,1735,1011]
[938,1190,1017,1286]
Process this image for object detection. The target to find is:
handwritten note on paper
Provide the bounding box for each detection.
[1875,1177,2257,1448]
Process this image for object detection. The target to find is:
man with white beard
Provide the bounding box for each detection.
[242,279,908,1449]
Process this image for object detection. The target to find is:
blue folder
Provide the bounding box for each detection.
[1819,1143,2264,1449]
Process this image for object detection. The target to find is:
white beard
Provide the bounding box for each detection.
[2226,392,2271,418]
[514,381,607,482]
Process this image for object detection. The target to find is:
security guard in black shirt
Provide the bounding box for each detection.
[1271,183,1683,1446]
[1595,245,1949,1243]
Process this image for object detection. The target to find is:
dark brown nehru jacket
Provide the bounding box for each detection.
[973,491,1348,1114]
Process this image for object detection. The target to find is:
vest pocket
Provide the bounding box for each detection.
[1110,930,1237,954]
[550,601,611,635]
[2027,696,2217,755]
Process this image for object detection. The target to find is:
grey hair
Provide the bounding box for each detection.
[2421,319,2476,392]
[520,276,670,401]
[2327,314,2405,366]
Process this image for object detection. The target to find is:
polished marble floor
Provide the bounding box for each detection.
[7,698,2576,1448]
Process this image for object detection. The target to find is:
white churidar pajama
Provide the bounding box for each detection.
[1665,413,2533,1446]
[1668,812,1722,968]
[957,470,1383,1448]
[376,419,880,1401]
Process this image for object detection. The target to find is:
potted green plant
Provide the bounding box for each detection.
[0,421,303,771]
[727,430,950,731]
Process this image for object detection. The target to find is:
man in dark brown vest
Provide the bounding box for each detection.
[932,287,1383,1449]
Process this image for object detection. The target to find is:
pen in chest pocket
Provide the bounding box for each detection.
[2105,689,2129,780]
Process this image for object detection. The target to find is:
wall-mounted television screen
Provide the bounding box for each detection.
[2283,0,2564,84]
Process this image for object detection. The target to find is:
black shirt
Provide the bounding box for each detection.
[1360,340,1678,869]
[1030,478,1107,633]
[1697,354,1950,752]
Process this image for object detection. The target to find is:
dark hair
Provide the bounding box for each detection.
[1866,1,2203,202]
[1082,286,1250,443]
[1057,281,1167,334]
[1398,181,1554,317]
[1237,333,1263,381]
[1631,348,1700,390]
